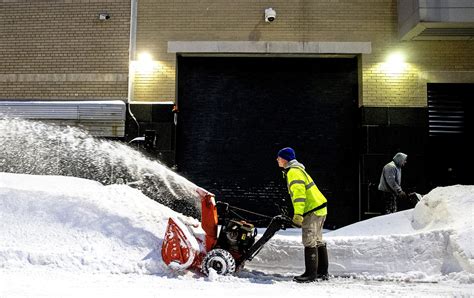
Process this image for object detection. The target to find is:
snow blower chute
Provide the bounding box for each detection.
[161,187,293,276]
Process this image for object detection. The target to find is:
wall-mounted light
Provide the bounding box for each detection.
[382,52,406,74]
[99,12,110,21]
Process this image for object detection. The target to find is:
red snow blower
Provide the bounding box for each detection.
[161,187,293,276]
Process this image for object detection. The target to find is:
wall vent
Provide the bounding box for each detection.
[428,87,465,136]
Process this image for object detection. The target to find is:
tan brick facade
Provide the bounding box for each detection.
[1,0,473,105]
[133,0,473,106]
[362,40,474,107]
[0,0,130,100]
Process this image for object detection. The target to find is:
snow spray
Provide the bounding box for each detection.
[0,118,200,217]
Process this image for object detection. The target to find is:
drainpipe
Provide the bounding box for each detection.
[128,0,140,137]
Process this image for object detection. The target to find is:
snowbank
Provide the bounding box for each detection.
[0,172,198,274]
[252,185,474,282]
[1,172,473,284]
[412,185,474,275]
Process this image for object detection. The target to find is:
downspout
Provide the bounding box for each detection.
[128,0,140,137]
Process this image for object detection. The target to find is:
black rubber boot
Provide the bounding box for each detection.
[293,247,318,283]
[316,243,329,280]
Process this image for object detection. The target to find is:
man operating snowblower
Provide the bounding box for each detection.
[277,147,329,283]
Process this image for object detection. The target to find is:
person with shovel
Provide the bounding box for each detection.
[378,152,408,214]
[277,147,329,283]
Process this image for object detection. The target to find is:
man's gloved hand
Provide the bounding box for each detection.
[399,191,407,199]
[292,214,304,227]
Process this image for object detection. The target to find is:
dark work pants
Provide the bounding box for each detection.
[381,191,397,214]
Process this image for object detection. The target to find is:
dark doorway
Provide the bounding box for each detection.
[176,56,359,228]
[427,83,474,188]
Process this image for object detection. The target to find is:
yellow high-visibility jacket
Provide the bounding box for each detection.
[285,161,327,217]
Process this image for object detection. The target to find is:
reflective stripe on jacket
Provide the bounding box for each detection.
[286,165,327,217]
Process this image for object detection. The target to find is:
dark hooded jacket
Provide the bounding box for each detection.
[378,152,407,195]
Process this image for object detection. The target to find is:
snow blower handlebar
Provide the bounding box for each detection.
[242,214,294,262]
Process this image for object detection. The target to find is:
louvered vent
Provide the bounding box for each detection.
[428,85,465,137]
[0,100,126,137]
[419,28,474,37]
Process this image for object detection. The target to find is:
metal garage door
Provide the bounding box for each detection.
[176,56,358,228]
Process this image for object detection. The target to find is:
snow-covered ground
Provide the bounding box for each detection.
[1,172,473,297]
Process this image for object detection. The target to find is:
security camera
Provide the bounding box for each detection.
[265,8,276,22]
[99,13,110,21]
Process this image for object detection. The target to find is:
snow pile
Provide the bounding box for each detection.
[0,172,198,275]
[325,185,473,280]
[412,186,474,276]
[1,172,473,284]
[251,185,473,282]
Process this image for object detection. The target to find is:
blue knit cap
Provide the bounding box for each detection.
[277,147,296,161]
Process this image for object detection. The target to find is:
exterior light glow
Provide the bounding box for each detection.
[382,52,406,74]
[138,52,152,63]
[132,52,157,74]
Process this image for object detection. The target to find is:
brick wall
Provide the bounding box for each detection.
[134,0,474,106]
[363,40,474,107]
[1,1,473,104]
[0,0,130,100]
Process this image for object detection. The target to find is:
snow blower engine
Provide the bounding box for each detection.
[161,188,293,276]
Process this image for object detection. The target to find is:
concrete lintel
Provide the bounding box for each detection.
[168,41,372,54]
[419,71,474,83]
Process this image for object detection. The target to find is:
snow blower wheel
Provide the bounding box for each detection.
[201,249,236,276]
